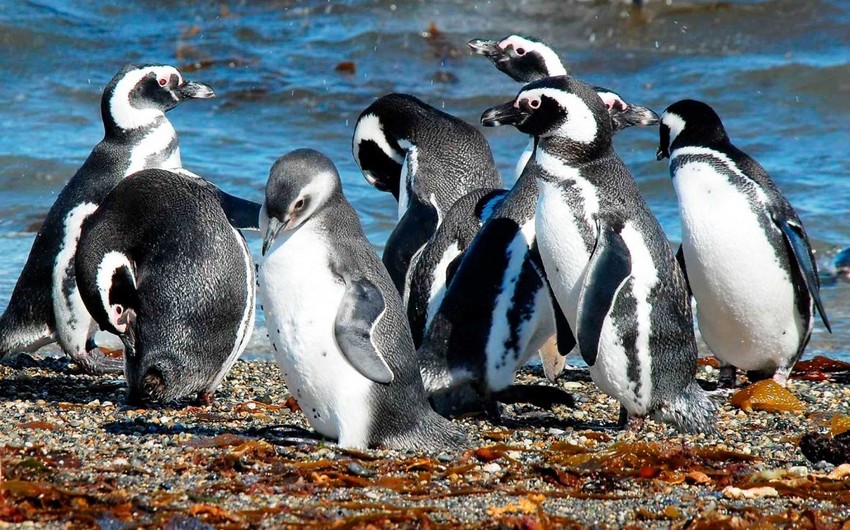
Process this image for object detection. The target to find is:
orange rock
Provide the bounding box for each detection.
[730,380,805,413]
[830,415,850,437]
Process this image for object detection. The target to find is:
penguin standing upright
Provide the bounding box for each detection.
[0,64,215,373]
[74,169,255,405]
[657,99,831,387]
[482,76,716,433]
[416,39,660,414]
[352,94,503,292]
[258,149,465,450]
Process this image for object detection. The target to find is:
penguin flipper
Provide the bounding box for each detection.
[676,244,692,297]
[576,223,632,366]
[776,218,831,332]
[216,190,262,231]
[334,278,395,384]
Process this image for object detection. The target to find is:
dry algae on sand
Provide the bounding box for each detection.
[0,355,849,529]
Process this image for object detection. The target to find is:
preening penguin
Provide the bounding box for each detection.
[0,63,216,373]
[352,94,503,293]
[484,76,716,433]
[657,99,831,387]
[258,149,465,450]
[75,169,255,405]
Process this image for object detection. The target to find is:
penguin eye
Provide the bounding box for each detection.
[293,198,305,211]
[158,77,168,87]
[516,47,526,56]
[529,99,540,109]
[115,305,123,315]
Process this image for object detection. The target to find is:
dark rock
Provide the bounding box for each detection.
[800,430,850,466]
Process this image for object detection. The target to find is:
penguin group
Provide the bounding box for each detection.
[0,32,833,450]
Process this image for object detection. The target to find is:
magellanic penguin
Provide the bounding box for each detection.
[258,149,465,451]
[657,99,831,388]
[352,93,504,345]
[75,169,256,405]
[483,76,716,433]
[468,34,660,177]
[0,64,217,374]
[352,94,503,294]
[416,41,661,416]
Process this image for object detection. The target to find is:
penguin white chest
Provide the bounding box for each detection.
[258,226,373,446]
[535,179,593,326]
[672,158,802,370]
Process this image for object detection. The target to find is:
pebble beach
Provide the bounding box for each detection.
[2,354,848,529]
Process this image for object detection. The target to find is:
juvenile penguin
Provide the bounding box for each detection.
[483,76,715,433]
[75,169,255,405]
[258,149,465,450]
[468,34,659,176]
[0,64,216,373]
[352,94,503,295]
[657,99,831,387]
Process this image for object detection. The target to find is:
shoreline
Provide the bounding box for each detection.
[1,355,849,529]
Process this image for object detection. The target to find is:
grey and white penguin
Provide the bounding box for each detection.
[74,169,256,405]
[352,94,503,295]
[482,76,716,433]
[352,93,504,345]
[0,64,224,373]
[468,34,660,176]
[258,149,465,450]
[657,99,831,388]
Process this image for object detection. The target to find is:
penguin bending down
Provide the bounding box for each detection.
[0,64,219,374]
[258,149,465,450]
[468,34,659,177]
[352,94,503,296]
[75,169,255,405]
[657,99,831,388]
[483,76,716,433]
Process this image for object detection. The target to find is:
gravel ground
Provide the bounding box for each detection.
[1,354,849,529]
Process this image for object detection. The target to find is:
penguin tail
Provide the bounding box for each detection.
[654,382,718,435]
[400,409,468,451]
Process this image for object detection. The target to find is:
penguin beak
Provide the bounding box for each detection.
[176,80,216,100]
[468,39,504,59]
[618,104,660,128]
[656,147,669,161]
[481,101,529,128]
[262,217,286,256]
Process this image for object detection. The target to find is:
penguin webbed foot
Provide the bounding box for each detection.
[717,365,737,389]
[616,405,645,432]
[492,384,575,410]
[73,347,125,375]
[196,391,213,407]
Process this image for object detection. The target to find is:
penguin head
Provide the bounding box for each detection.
[468,35,566,82]
[657,99,729,160]
[91,251,140,340]
[595,88,660,133]
[352,94,424,200]
[261,148,342,255]
[102,63,215,133]
[482,76,612,148]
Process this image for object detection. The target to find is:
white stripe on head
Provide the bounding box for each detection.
[110,65,182,130]
[522,88,598,143]
[95,250,136,331]
[499,35,567,76]
[352,113,406,167]
[596,91,627,112]
[661,111,686,147]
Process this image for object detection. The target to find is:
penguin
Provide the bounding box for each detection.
[416,40,660,416]
[258,149,465,450]
[352,93,503,296]
[74,169,255,405]
[657,99,831,388]
[0,63,220,374]
[468,34,660,177]
[482,76,716,433]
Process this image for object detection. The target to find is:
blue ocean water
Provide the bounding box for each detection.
[0,0,847,361]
